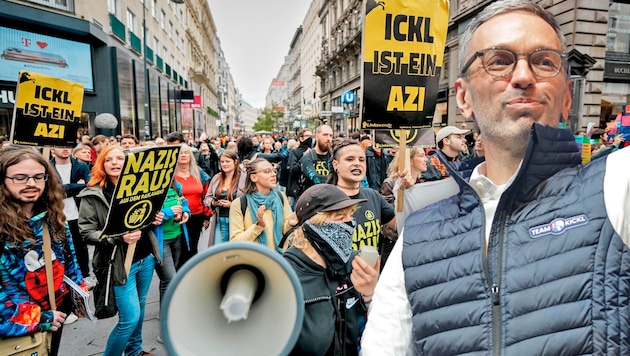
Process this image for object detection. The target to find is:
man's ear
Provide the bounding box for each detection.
[561,78,573,120]
[455,78,474,120]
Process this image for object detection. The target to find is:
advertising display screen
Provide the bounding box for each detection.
[0,25,94,91]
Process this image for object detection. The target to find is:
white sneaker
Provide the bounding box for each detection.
[64,312,78,325]
[157,335,163,344]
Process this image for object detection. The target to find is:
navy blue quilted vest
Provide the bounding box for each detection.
[403,124,630,355]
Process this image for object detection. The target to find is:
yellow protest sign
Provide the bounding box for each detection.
[10,71,84,147]
[361,0,449,130]
[101,145,181,238]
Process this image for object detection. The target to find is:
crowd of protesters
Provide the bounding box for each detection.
[1,107,627,355]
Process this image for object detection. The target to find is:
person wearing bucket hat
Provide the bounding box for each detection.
[284,184,379,356]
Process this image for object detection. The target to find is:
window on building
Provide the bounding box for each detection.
[163,46,168,59]
[154,37,159,53]
[169,21,173,39]
[175,30,179,48]
[152,0,157,18]
[607,2,630,54]
[161,9,166,29]
[108,0,120,16]
[126,9,136,33]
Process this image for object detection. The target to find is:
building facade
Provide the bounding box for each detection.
[276,0,630,137]
[0,0,224,143]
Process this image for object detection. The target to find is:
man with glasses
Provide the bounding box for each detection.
[0,146,86,356]
[362,1,630,355]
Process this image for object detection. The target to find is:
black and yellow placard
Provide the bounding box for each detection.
[374,128,435,148]
[11,71,83,147]
[101,145,181,238]
[361,0,448,130]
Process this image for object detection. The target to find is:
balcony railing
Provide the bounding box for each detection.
[129,31,142,53]
[109,13,126,42]
[145,46,154,63]
[23,0,74,13]
[156,55,163,71]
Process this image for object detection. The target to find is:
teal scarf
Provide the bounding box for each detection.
[246,190,284,252]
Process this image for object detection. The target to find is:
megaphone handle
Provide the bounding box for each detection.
[124,242,136,277]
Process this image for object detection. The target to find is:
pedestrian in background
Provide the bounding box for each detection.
[173,144,211,268]
[204,150,246,246]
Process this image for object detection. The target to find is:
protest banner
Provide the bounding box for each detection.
[10,71,83,147]
[361,0,449,130]
[101,145,181,239]
[374,127,435,149]
[100,145,181,275]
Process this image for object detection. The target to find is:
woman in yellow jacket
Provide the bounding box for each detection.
[229,157,292,252]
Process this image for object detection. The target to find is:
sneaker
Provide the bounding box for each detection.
[64,312,78,325]
[84,276,97,291]
[139,351,155,356]
[157,335,163,344]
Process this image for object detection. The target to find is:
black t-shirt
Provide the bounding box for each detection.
[349,188,395,250]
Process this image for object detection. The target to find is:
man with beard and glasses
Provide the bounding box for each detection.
[362,1,630,355]
[285,184,378,356]
[299,125,334,191]
[0,146,86,356]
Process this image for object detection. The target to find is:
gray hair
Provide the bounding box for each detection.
[458,0,566,76]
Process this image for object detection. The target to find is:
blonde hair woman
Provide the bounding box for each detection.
[173,144,210,267]
[285,184,378,355]
[379,147,428,268]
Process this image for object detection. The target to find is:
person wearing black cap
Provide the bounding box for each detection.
[284,184,379,356]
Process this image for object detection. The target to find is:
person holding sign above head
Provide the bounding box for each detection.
[0,146,86,356]
[362,1,630,355]
[77,145,162,356]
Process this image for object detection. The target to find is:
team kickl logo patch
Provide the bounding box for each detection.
[528,214,589,239]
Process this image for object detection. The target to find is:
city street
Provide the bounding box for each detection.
[60,229,212,355]
[59,271,167,356]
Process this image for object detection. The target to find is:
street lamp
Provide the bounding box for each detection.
[143,0,184,140]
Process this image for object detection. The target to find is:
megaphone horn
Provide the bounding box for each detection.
[161,242,304,356]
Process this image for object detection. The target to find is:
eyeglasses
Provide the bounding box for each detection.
[5,173,49,184]
[460,47,567,78]
[254,167,278,175]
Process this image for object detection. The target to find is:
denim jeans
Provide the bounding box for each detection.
[104,255,155,356]
[214,216,230,244]
[154,237,181,308]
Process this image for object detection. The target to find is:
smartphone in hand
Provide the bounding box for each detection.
[359,245,379,267]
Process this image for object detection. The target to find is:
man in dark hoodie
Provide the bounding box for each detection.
[286,128,313,201]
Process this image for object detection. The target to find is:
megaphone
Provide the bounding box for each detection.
[160,242,304,356]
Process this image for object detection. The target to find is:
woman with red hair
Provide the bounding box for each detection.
[78,145,162,356]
